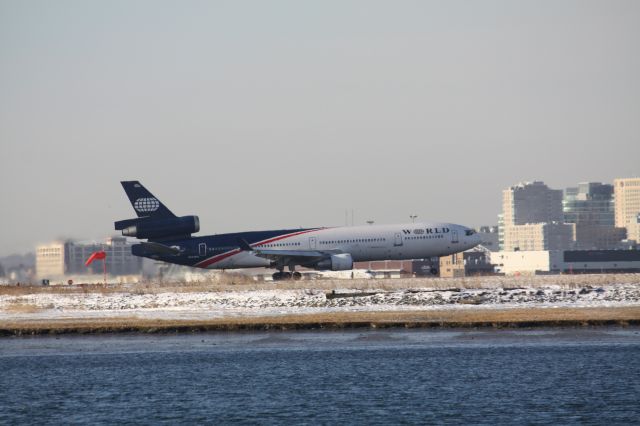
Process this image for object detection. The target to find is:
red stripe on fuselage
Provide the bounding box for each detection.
[253,229,321,247]
[194,249,241,269]
[194,228,324,269]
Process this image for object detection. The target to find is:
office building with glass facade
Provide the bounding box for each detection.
[563,182,626,249]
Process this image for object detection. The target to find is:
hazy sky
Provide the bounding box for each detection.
[1,0,639,256]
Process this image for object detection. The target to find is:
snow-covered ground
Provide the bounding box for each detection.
[2,283,640,322]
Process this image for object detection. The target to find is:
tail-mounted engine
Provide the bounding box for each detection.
[114,215,200,240]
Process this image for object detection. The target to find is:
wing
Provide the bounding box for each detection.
[252,248,333,266]
[237,239,339,268]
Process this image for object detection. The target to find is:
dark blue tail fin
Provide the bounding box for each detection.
[121,181,176,218]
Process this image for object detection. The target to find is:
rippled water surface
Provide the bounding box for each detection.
[1,328,639,424]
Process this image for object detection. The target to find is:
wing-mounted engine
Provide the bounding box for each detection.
[114,215,200,240]
[314,253,353,271]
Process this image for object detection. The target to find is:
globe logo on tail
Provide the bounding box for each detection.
[134,197,160,213]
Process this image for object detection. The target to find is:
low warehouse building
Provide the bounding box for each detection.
[491,250,640,275]
[563,250,640,273]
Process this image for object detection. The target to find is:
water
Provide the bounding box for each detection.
[1,328,640,424]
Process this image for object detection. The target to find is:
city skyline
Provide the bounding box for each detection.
[2,1,639,256]
[3,175,638,258]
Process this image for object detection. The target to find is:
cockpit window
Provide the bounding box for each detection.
[465,229,475,236]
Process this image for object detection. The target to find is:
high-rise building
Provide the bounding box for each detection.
[36,237,142,279]
[501,181,573,251]
[629,214,640,245]
[614,177,640,242]
[563,182,626,249]
[497,214,505,251]
[563,183,615,225]
[503,223,575,252]
[35,243,65,279]
[477,225,499,251]
[503,181,564,226]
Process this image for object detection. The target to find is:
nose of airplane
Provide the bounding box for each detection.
[464,228,482,248]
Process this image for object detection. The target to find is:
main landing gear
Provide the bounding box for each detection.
[272,271,302,281]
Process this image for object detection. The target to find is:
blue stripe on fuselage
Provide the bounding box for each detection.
[132,228,318,266]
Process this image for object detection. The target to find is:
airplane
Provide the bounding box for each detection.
[115,181,481,280]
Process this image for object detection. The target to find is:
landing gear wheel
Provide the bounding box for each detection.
[273,271,295,281]
[292,271,302,281]
[430,267,438,276]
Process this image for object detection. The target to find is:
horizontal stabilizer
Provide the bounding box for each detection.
[114,218,141,231]
[137,241,181,255]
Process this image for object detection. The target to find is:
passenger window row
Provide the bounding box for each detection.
[261,242,302,248]
[321,238,386,244]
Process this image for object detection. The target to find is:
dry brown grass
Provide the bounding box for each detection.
[1,273,639,297]
[1,306,639,336]
[3,301,43,313]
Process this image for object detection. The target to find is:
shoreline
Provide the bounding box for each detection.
[2,306,639,336]
[3,275,640,336]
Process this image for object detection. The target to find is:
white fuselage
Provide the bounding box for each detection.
[205,222,481,270]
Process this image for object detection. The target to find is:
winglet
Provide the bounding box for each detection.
[237,239,253,251]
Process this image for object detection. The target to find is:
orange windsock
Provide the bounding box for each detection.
[85,251,107,266]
